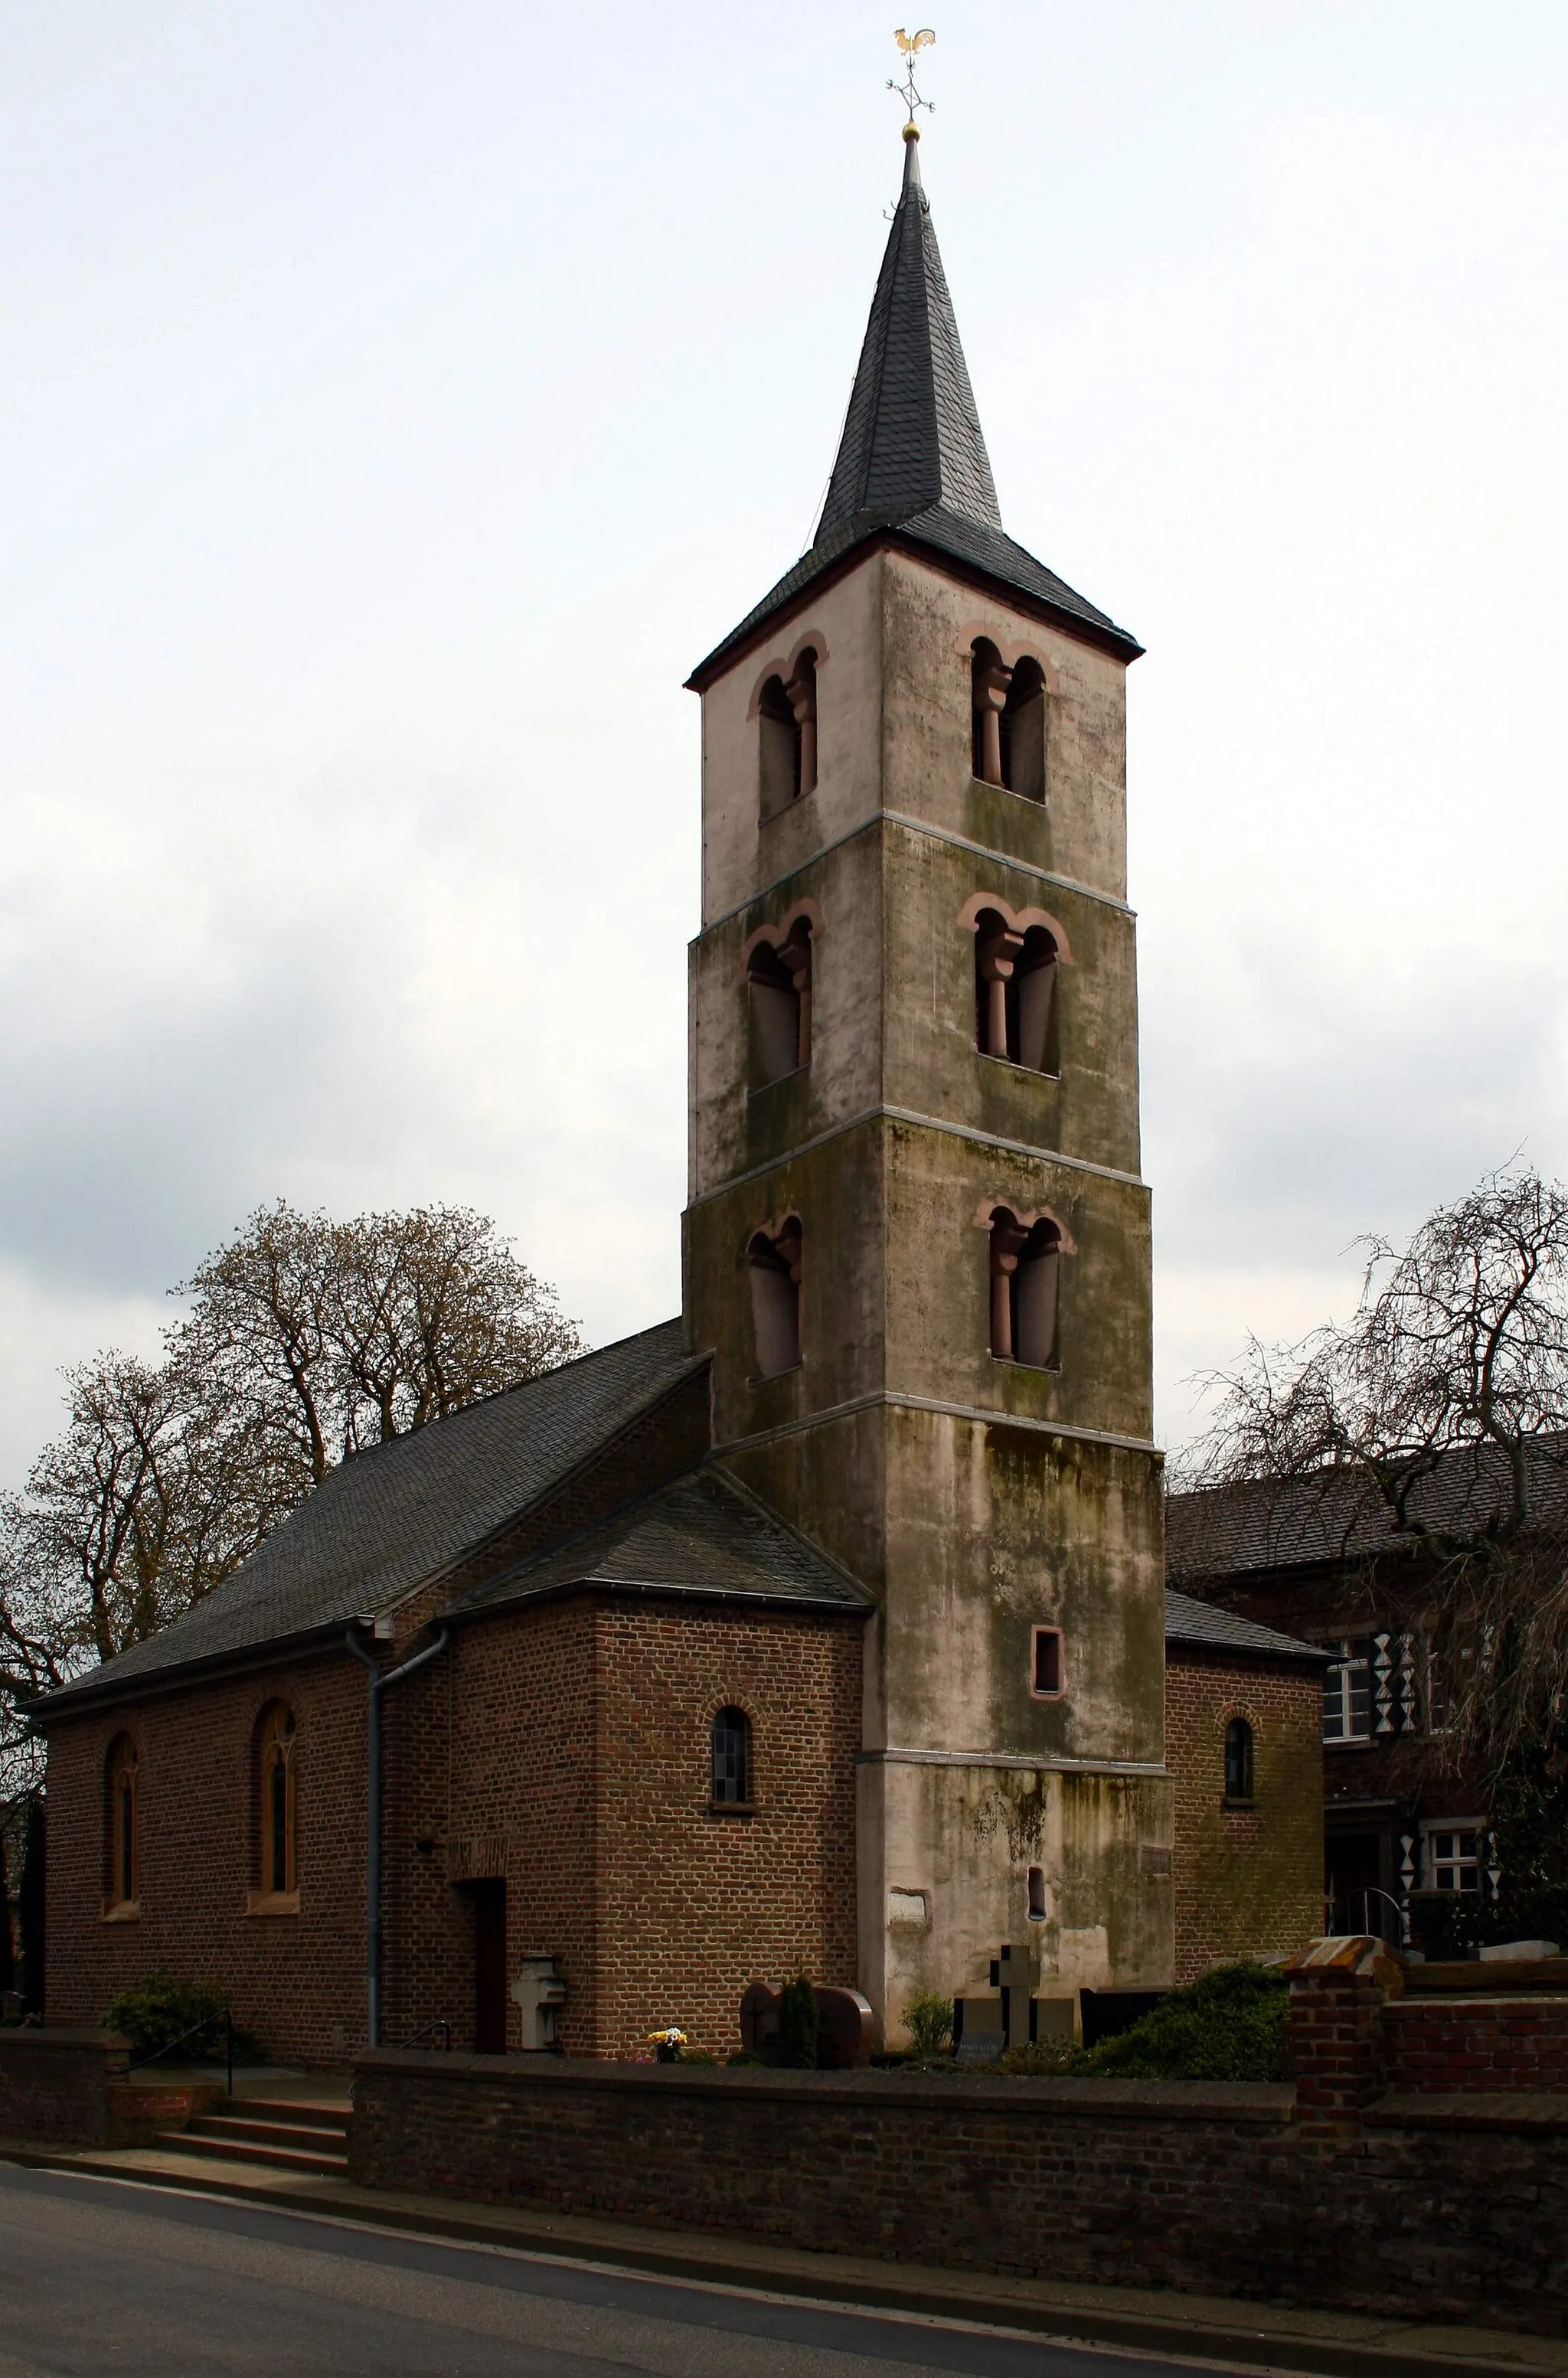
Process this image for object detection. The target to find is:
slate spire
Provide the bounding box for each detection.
[818,128,1001,537]
[687,130,1141,687]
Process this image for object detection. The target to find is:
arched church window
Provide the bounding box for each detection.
[1224,1717,1255,1805]
[256,1703,297,1899]
[746,917,813,1085]
[973,910,1057,1071]
[710,1707,753,1808]
[747,1217,802,1378]
[988,1207,1060,1369]
[757,646,819,819]
[972,641,1047,800]
[106,1734,139,1913]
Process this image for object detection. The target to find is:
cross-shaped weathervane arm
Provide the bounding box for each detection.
[887,26,936,128]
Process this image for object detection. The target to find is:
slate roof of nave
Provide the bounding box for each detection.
[33,1319,704,1709]
[452,1465,872,1619]
[688,136,1141,689]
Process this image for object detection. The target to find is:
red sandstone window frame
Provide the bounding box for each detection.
[103,1734,140,1919]
[1030,1627,1064,1700]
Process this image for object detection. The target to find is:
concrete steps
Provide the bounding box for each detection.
[157,2097,349,2178]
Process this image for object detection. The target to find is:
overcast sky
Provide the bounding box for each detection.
[3,1,1566,1486]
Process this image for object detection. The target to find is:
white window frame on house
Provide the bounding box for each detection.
[1421,1819,1487,1893]
[1319,1638,1373,1743]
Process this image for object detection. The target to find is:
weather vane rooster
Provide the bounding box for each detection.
[889,27,936,130]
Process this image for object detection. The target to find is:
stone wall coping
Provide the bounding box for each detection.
[1405,1961,1568,1994]
[1384,1991,1568,2016]
[1369,2090,1568,2131]
[351,2051,1295,2124]
[0,2030,129,2053]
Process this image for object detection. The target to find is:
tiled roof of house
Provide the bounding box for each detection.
[687,139,1139,688]
[452,1465,873,1619]
[33,1319,704,1710]
[1164,1587,1331,1668]
[1165,1436,1568,1585]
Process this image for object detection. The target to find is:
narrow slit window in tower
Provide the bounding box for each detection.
[1224,1718,1255,1805]
[1031,1627,1063,1697]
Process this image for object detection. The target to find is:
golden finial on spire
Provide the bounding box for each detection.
[889,27,936,136]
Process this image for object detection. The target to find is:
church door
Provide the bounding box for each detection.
[472,1880,508,2053]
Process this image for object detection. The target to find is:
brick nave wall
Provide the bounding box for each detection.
[432,1594,863,2058]
[592,1600,862,2056]
[42,1590,863,2065]
[1165,1652,1324,1983]
[43,1652,369,2063]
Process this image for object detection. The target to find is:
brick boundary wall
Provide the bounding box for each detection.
[346,2050,1568,2333]
[1381,1995,1568,2092]
[347,1942,1568,2337]
[0,2030,130,2148]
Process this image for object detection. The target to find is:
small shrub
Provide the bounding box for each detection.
[726,2049,765,2066]
[1076,1962,1289,2082]
[104,1970,232,2060]
[901,1989,954,2058]
[999,2033,1077,2076]
[777,1973,819,2069]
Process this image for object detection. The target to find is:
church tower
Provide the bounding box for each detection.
[684,126,1173,2039]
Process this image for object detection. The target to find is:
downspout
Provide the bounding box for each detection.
[346,1622,449,2049]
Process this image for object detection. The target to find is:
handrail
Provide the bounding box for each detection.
[396,2019,452,2052]
[126,2007,234,2095]
[1361,1886,1410,1948]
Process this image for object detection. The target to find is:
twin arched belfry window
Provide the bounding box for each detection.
[758,647,819,819]
[987,1207,1061,1369]
[972,909,1058,1071]
[972,639,1046,799]
[747,1217,802,1378]
[746,917,813,1086]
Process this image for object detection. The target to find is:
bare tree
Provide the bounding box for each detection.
[1,1203,583,1779]
[1177,1166,1568,1776]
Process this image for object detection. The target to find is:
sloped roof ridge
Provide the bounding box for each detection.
[334,1314,688,1472]
[453,1458,874,1617]
[31,1315,700,1712]
[1164,1586,1331,1667]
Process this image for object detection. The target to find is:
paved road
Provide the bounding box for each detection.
[0,2164,1258,2378]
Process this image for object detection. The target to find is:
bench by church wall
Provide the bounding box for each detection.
[347,2045,1568,2334]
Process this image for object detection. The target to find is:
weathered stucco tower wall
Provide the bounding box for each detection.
[683,129,1172,2041]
